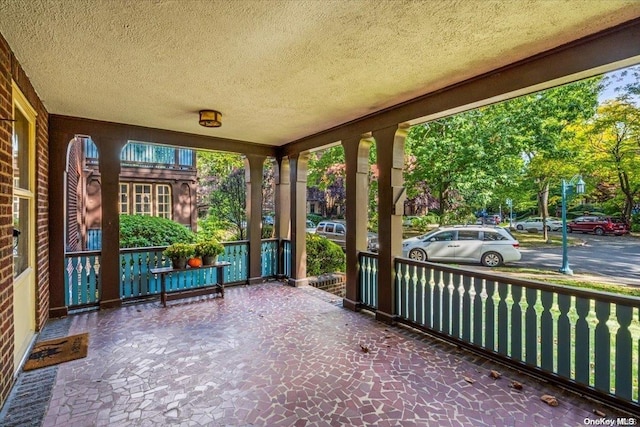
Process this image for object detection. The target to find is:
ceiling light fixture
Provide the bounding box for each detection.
[199,110,222,128]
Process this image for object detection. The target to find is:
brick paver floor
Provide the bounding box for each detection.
[1,282,634,426]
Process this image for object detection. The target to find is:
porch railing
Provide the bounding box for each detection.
[283,240,291,278]
[64,239,289,307]
[358,252,378,310]
[391,258,640,412]
[261,239,278,278]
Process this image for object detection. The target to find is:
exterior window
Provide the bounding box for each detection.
[119,183,129,214]
[12,96,35,277]
[156,185,171,219]
[134,184,152,215]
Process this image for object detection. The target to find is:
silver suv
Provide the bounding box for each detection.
[315,221,378,252]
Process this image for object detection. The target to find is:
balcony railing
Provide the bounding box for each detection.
[83,140,194,169]
[356,257,640,412]
[64,239,288,308]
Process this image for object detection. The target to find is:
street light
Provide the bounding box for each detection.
[560,175,585,275]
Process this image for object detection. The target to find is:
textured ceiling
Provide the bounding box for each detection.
[1,0,639,146]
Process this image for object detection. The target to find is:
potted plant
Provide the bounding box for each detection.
[195,239,225,266]
[163,243,195,269]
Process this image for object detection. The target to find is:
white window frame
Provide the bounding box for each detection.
[156,184,171,219]
[133,184,152,216]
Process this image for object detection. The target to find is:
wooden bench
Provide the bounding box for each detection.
[150,262,231,307]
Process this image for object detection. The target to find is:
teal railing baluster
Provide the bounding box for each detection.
[574,296,591,385]
[615,304,633,400]
[497,282,509,356]
[594,301,612,393]
[484,280,496,351]
[540,290,554,371]
[557,293,572,378]
[510,285,523,361]
[525,288,538,366]
[461,276,473,343]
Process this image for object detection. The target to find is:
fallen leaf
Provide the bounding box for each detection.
[510,381,523,390]
[541,394,558,407]
[360,344,369,353]
[593,409,606,417]
[464,376,476,384]
[489,370,501,379]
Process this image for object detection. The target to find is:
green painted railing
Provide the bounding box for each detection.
[64,250,101,307]
[84,139,194,168]
[64,240,258,307]
[219,241,249,283]
[358,252,378,310]
[283,240,291,278]
[261,239,278,278]
[393,258,640,412]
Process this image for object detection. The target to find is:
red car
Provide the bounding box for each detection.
[567,216,629,236]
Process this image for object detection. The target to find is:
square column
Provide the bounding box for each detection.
[343,136,372,311]
[245,154,266,285]
[288,153,308,286]
[373,126,407,323]
[275,157,291,277]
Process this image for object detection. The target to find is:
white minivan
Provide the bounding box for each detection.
[401,226,521,267]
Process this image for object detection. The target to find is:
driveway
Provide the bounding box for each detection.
[514,234,640,286]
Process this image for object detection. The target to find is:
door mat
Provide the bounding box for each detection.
[23,333,89,371]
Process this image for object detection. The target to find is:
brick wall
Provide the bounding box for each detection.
[0,33,49,409]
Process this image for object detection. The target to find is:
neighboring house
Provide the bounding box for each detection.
[65,138,198,251]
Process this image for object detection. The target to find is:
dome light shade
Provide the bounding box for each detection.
[199,110,222,127]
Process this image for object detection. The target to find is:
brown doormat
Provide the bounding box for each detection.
[23,333,89,371]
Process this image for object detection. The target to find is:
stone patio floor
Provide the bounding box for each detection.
[0,281,635,426]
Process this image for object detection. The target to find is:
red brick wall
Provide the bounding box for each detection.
[0,33,49,409]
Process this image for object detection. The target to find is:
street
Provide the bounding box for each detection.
[513,233,640,286]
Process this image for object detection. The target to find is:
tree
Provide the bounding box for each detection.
[196,151,244,216]
[208,168,247,239]
[574,100,640,221]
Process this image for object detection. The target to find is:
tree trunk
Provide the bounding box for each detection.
[538,182,550,242]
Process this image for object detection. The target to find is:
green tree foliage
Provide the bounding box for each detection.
[573,100,640,221]
[305,233,346,276]
[404,77,602,229]
[196,151,244,216]
[119,215,195,248]
[209,168,247,239]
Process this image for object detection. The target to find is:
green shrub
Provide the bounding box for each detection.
[306,233,345,276]
[307,213,324,225]
[119,215,195,248]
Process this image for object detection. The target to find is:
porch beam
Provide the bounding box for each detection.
[278,18,640,157]
[49,115,276,158]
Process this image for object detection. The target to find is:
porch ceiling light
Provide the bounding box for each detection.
[199,110,222,128]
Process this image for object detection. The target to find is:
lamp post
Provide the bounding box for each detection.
[560,175,585,275]
[506,198,513,228]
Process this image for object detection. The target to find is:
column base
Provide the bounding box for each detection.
[375,310,396,325]
[49,306,68,319]
[287,277,309,287]
[342,298,360,312]
[100,298,122,310]
[248,277,264,285]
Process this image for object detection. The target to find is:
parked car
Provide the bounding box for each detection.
[315,221,377,251]
[401,225,521,267]
[514,216,563,232]
[567,216,629,236]
[403,216,419,227]
[306,220,316,233]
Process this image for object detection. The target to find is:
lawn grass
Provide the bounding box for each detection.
[495,267,640,297]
